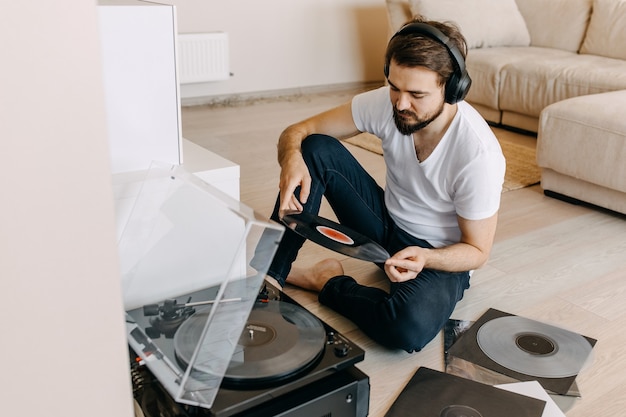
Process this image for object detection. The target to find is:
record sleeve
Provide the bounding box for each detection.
[444,317,579,399]
[385,367,546,417]
[496,381,566,417]
[446,309,596,396]
[444,318,580,400]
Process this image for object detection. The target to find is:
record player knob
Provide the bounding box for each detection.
[333,342,350,357]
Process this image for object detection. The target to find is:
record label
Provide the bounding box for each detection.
[315,225,354,245]
[440,405,483,417]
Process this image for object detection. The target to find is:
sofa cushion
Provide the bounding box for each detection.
[580,0,626,60]
[499,54,626,118]
[465,47,573,110]
[514,0,592,52]
[408,0,531,49]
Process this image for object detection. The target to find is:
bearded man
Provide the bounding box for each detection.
[263,17,505,353]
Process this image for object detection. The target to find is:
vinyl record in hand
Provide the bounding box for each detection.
[281,211,390,263]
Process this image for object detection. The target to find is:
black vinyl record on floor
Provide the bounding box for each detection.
[281,211,390,263]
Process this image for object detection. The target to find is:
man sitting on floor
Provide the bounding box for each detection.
[263,17,505,353]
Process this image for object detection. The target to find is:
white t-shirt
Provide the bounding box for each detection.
[351,86,505,248]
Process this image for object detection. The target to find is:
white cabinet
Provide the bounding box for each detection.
[99,0,241,237]
[182,139,240,200]
[98,0,182,173]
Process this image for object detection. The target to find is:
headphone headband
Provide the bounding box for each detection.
[385,22,472,104]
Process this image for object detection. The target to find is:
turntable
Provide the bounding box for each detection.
[117,164,369,417]
[128,283,369,417]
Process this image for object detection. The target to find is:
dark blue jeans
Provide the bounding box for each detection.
[267,134,470,352]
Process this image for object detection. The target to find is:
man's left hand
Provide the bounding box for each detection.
[384,246,428,282]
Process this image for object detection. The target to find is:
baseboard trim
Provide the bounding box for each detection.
[544,189,626,219]
[180,81,383,107]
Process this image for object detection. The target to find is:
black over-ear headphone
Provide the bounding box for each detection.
[384,22,472,104]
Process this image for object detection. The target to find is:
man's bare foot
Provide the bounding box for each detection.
[286,258,344,292]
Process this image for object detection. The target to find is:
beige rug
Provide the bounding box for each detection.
[345,131,541,192]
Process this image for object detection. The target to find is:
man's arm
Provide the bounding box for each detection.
[277,102,360,213]
[384,212,498,282]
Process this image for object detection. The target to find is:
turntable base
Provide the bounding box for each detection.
[132,360,369,417]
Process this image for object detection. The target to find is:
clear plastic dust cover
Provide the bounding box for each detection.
[116,162,284,409]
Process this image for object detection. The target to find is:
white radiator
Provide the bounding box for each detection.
[177,32,229,84]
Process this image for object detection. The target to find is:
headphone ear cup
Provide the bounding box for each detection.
[445,70,472,104]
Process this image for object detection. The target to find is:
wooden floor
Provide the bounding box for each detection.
[181,85,626,417]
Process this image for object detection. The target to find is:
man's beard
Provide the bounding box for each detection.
[393,103,444,135]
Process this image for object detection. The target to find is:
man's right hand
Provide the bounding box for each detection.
[278,151,311,216]
[274,101,360,218]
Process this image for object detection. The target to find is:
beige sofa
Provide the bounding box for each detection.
[386,0,626,215]
[386,0,626,133]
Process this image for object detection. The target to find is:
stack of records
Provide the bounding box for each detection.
[385,308,596,417]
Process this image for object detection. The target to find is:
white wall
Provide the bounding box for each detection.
[0,2,134,416]
[0,1,387,414]
[169,0,390,101]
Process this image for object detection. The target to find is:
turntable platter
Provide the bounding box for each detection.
[174,300,327,388]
